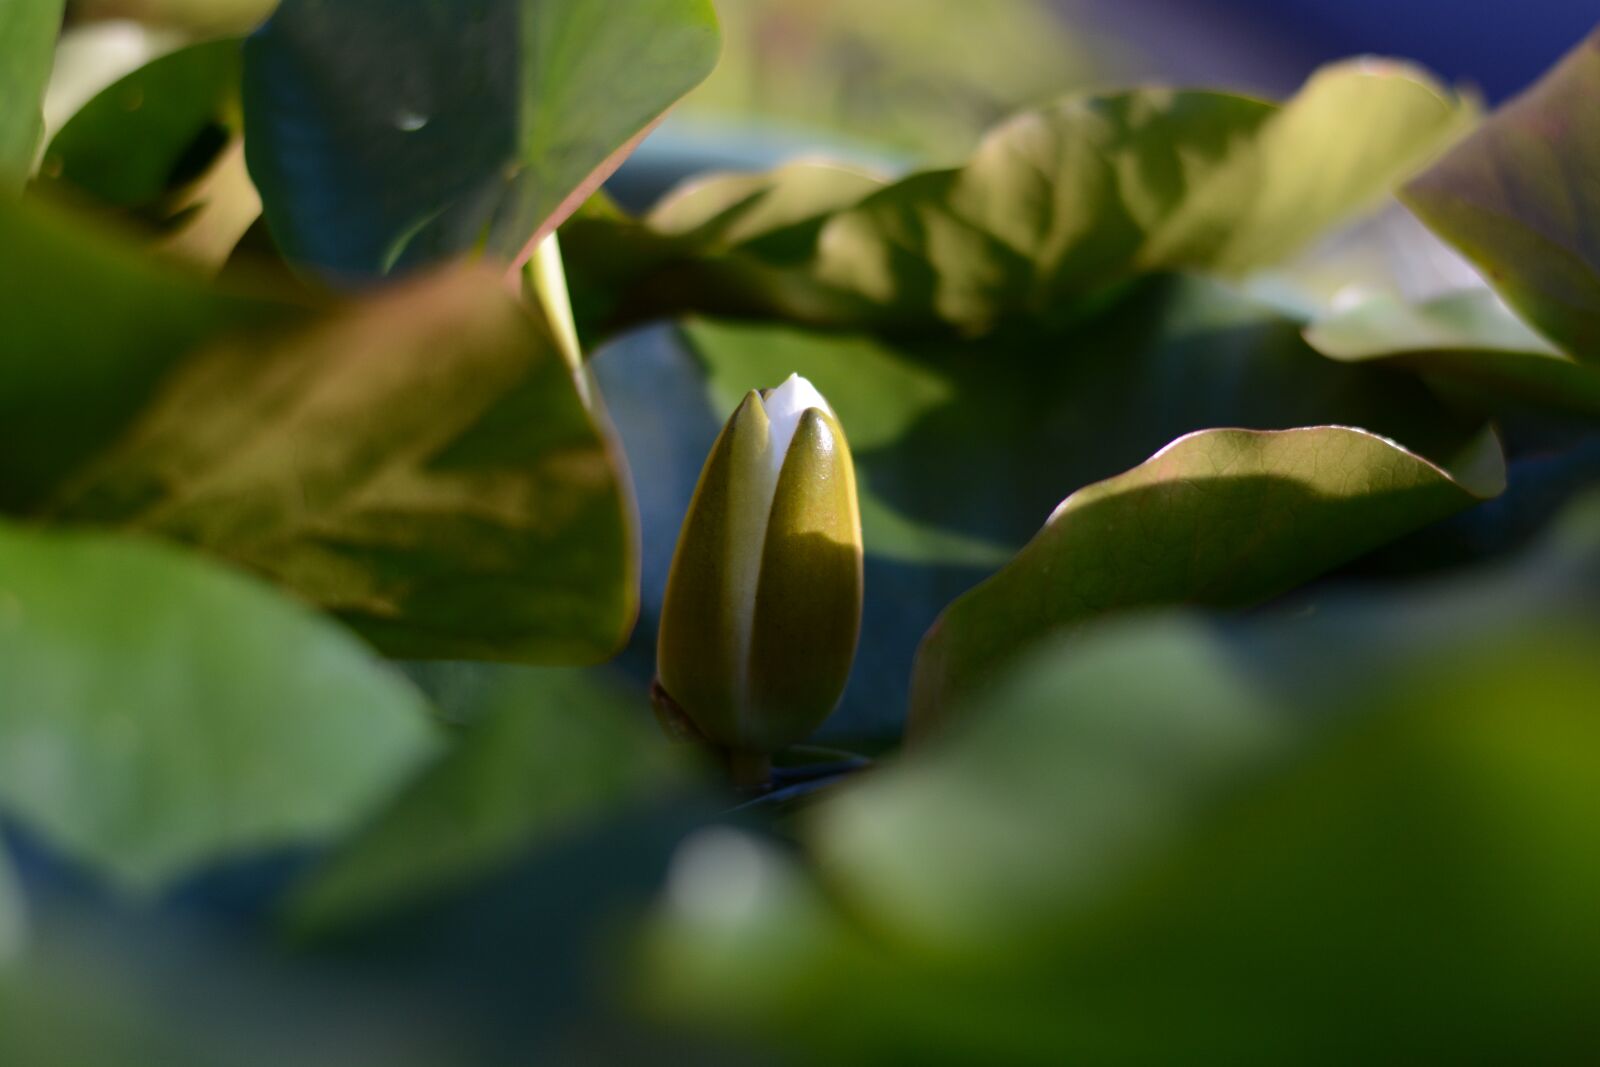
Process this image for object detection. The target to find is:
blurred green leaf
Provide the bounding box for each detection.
[1305,289,1600,417]
[242,0,721,278]
[35,38,260,271]
[910,425,1505,732]
[288,667,688,935]
[648,161,887,258]
[567,59,1471,338]
[643,499,1600,1064]
[0,851,22,967]
[0,0,63,190]
[680,0,1095,159]
[0,195,287,512]
[0,520,440,892]
[1403,28,1600,362]
[1,197,638,664]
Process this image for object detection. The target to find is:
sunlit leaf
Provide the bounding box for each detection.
[565,59,1471,338]
[0,521,440,892]
[243,0,721,278]
[1403,28,1600,362]
[0,0,64,189]
[909,424,1505,732]
[35,38,260,272]
[1306,289,1600,417]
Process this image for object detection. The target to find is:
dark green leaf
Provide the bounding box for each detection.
[242,0,721,278]
[1403,28,1600,362]
[0,520,440,891]
[909,424,1504,732]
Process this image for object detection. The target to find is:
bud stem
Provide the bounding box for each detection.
[727,750,773,792]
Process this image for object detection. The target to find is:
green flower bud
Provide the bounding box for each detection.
[656,375,864,776]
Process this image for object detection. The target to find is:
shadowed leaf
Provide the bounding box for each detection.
[1403,28,1600,362]
[0,197,637,664]
[243,0,721,279]
[287,667,690,936]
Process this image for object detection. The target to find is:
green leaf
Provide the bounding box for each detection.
[566,59,1470,338]
[909,425,1505,732]
[1403,28,1600,362]
[647,161,887,259]
[1305,289,1600,417]
[34,38,260,271]
[0,851,22,967]
[0,195,288,513]
[0,520,440,892]
[242,0,721,278]
[817,60,1469,333]
[1,197,637,664]
[602,275,1490,740]
[642,502,1600,1063]
[0,0,63,190]
[287,667,687,935]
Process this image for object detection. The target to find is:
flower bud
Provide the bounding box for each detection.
[656,375,864,771]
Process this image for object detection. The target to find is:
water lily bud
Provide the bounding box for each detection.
[656,375,864,779]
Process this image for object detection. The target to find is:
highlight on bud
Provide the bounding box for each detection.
[655,374,864,785]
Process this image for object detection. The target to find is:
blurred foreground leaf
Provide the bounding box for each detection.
[908,425,1505,732]
[0,851,22,966]
[243,0,721,278]
[0,521,439,892]
[1403,27,1600,362]
[643,497,1600,1064]
[0,197,637,663]
[288,668,689,935]
[0,0,63,189]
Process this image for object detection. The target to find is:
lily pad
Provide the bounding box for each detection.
[564,59,1471,338]
[1,197,637,664]
[0,520,440,892]
[1305,289,1600,417]
[1403,28,1600,362]
[243,0,721,278]
[909,424,1505,732]
[287,667,690,935]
